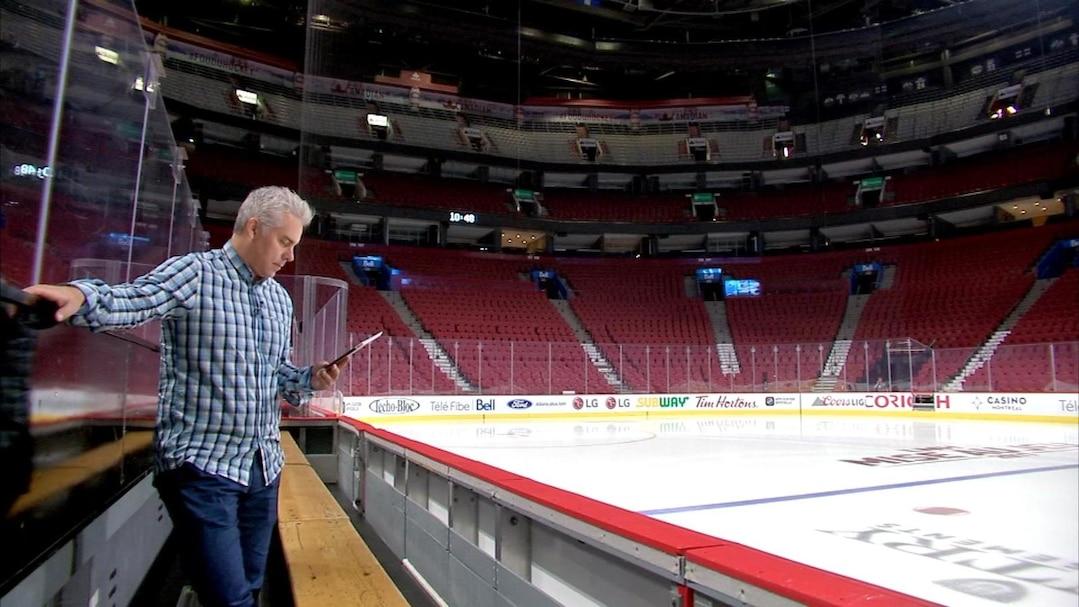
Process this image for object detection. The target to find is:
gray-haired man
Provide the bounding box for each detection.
[27,186,341,607]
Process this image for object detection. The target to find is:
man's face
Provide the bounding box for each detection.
[245,212,303,278]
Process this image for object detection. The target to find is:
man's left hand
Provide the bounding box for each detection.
[311,362,341,391]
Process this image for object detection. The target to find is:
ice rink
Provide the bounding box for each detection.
[370,414,1079,606]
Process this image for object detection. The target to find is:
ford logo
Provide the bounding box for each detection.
[507,398,533,410]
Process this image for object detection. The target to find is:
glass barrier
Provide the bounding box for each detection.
[275,274,349,416]
[277,275,349,368]
[0,0,203,590]
[339,336,1079,396]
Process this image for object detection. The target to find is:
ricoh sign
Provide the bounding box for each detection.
[809,394,951,410]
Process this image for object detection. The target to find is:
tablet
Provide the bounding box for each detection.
[327,330,383,367]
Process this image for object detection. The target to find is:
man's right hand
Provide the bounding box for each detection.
[23,285,86,323]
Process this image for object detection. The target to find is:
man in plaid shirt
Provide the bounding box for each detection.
[27,186,341,607]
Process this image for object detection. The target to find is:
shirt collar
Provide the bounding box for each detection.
[223,240,259,284]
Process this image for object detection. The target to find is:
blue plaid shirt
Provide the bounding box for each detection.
[69,242,313,486]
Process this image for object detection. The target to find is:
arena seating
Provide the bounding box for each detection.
[551,257,717,392]
[715,251,864,390]
[849,224,1077,389]
[361,173,512,215]
[0,183,155,285]
[146,25,1079,165]
[1,186,40,285]
[186,145,299,190]
[0,97,50,159]
[346,285,458,395]
[153,221,1079,395]
[372,246,608,394]
[720,182,855,221]
[9,184,1076,397]
[885,140,1079,207]
[0,227,36,285]
[287,241,607,394]
[291,240,456,395]
[181,137,1076,224]
[541,190,690,223]
[1006,268,1079,345]
[185,145,341,201]
[129,13,1078,226]
[960,268,1079,391]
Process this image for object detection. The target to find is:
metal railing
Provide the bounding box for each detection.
[333,335,1079,396]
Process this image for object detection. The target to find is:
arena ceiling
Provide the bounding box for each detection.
[138,0,960,46]
[136,0,1073,102]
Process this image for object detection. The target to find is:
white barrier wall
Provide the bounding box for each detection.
[343,392,1079,422]
[340,419,938,607]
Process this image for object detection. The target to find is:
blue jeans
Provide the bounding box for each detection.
[155,456,280,607]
